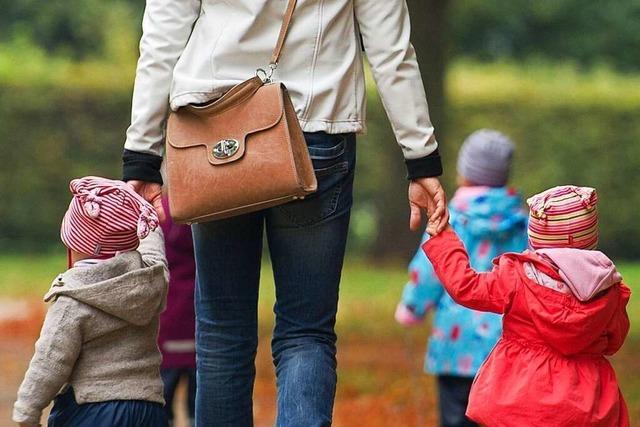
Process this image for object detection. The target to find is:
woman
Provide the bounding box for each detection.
[123,0,448,425]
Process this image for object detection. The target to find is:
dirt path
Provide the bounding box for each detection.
[0,299,438,426]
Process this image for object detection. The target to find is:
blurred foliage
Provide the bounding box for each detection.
[353,60,640,260]
[0,0,141,60]
[451,0,640,71]
[0,84,129,251]
[2,0,640,71]
[1,61,639,259]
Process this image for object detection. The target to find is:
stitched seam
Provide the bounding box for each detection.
[302,0,324,121]
[209,0,231,89]
[351,5,360,122]
[299,118,364,124]
[281,183,343,227]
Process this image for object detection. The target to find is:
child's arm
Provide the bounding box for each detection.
[603,282,631,355]
[13,298,83,425]
[423,228,514,314]
[396,237,444,326]
[137,228,168,271]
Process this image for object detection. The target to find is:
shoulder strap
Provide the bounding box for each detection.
[270,0,298,66]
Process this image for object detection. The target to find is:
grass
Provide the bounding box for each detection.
[1,254,636,328]
[0,254,638,422]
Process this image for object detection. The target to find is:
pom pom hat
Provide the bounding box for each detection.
[61,176,159,258]
[527,185,598,250]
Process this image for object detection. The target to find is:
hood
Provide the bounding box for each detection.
[503,250,627,356]
[535,248,622,302]
[450,186,528,239]
[44,251,167,326]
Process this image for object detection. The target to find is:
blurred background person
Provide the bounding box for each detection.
[395,130,529,427]
[159,196,197,427]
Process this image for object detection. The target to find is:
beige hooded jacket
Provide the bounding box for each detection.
[13,230,168,426]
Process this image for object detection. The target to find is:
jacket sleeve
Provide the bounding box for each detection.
[396,234,444,326]
[422,229,515,314]
[123,0,202,182]
[353,0,441,178]
[603,283,631,355]
[138,228,169,271]
[13,298,83,425]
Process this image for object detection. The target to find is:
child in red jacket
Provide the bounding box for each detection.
[422,185,630,427]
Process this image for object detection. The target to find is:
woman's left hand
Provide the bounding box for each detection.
[126,180,166,222]
[408,177,449,235]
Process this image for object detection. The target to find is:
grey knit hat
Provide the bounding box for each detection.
[457,129,515,187]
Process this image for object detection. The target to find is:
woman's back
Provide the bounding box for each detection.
[126,0,437,170]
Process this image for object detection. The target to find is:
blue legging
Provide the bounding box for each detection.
[48,387,165,427]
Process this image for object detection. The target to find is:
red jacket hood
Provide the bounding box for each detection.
[500,251,630,356]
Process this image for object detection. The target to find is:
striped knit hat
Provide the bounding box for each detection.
[527,185,598,250]
[61,176,159,258]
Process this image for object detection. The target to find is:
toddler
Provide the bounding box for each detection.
[396,130,528,427]
[13,176,168,427]
[423,185,630,426]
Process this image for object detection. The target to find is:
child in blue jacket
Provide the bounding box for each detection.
[395,130,528,427]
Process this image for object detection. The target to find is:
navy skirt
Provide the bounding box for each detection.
[48,387,165,427]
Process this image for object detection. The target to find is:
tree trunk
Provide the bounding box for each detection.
[368,0,450,261]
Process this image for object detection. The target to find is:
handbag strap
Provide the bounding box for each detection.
[270,0,298,66]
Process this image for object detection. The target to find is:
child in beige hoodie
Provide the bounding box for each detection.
[13,177,168,427]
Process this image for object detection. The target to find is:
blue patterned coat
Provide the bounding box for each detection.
[396,186,528,377]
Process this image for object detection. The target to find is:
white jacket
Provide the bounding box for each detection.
[124,0,438,167]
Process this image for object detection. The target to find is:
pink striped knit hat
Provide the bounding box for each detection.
[60,176,159,258]
[527,185,598,250]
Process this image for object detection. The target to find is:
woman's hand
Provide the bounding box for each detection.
[126,180,165,222]
[408,177,449,235]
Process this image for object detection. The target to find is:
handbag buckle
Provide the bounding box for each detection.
[213,139,240,159]
[256,62,277,83]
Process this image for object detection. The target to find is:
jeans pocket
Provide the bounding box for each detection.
[306,133,347,170]
[272,134,353,227]
[307,138,346,162]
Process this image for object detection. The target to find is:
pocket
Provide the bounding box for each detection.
[271,134,354,227]
[306,133,348,171]
[307,138,346,161]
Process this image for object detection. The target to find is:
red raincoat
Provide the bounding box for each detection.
[423,230,631,427]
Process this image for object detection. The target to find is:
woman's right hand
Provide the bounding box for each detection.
[126,180,165,222]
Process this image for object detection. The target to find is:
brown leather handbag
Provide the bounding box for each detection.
[165,0,317,224]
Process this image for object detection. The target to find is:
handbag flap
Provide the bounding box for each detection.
[167,78,285,165]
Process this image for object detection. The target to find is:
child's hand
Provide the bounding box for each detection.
[409,177,449,234]
[426,223,453,237]
[395,303,424,327]
[127,180,165,222]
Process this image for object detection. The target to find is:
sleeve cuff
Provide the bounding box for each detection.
[122,150,164,185]
[405,149,443,180]
[422,229,457,257]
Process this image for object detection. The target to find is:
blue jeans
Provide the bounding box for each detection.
[161,368,196,426]
[192,132,355,427]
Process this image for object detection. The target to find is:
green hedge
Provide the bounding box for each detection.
[1,62,639,258]
[0,85,130,251]
[440,62,640,259]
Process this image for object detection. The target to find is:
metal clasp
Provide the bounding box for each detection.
[213,139,240,159]
[256,62,278,83]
